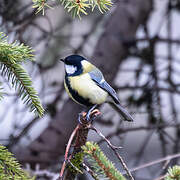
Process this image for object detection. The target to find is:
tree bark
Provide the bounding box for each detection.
[16,0,153,168]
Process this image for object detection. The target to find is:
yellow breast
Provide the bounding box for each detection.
[64,79,81,105]
[68,73,108,105]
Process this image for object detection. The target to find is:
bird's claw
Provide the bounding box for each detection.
[78,109,101,124]
[78,111,91,124]
[86,111,91,122]
[78,112,86,124]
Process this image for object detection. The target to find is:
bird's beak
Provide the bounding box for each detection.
[60,58,64,62]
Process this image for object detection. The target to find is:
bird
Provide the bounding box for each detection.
[60,55,134,122]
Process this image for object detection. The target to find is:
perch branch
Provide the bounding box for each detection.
[59,109,101,180]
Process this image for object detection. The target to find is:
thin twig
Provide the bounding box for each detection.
[129,153,180,173]
[59,124,80,179]
[154,174,167,180]
[98,123,180,144]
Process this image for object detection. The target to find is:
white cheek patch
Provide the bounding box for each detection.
[65,65,77,74]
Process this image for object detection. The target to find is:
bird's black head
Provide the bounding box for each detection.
[61,55,86,76]
[63,55,85,65]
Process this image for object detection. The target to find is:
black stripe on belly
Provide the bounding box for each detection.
[65,75,93,107]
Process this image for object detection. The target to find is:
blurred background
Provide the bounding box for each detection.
[0,0,180,179]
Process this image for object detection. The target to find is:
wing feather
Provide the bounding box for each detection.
[88,69,120,104]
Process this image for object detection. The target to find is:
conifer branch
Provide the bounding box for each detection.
[0,144,33,179]
[32,0,53,15]
[165,166,180,180]
[82,142,126,180]
[0,33,44,117]
[90,126,134,180]
[32,0,112,18]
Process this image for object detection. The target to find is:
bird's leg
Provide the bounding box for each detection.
[78,112,87,124]
[78,107,101,124]
[86,104,97,121]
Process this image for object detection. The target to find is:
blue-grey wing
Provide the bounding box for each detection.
[89,68,134,121]
[88,69,120,104]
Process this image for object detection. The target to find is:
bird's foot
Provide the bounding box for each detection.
[86,109,101,122]
[78,112,87,124]
[86,110,91,122]
[86,105,98,121]
[78,109,101,124]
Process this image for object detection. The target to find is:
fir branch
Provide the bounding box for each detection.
[61,0,113,18]
[63,0,90,18]
[0,33,44,117]
[0,33,34,63]
[165,165,180,180]
[32,0,53,15]
[32,0,112,18]
[90,0,112,13]
[90,125,134,180]
[0,144,34,180]
[82,142,126,180]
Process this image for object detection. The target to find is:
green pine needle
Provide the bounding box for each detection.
[0,144,34,179]
[0,33,34,63]
[82,142,126,180]
[32,0,112,18]
[165,165,180,180]
[0,33,44,117]
[32,0,52,15]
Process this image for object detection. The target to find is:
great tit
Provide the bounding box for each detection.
[60,55,134,122]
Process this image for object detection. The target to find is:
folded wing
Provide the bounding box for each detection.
[88,68,120,104]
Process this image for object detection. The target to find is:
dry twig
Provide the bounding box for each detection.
[130,152,180,173]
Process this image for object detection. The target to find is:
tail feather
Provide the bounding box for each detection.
[108,102,134,122]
